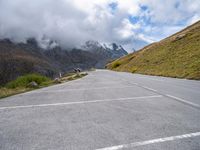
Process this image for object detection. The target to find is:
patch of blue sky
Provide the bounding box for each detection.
[128,14,151,27]
[140,5,148,11]
[174,2,180,8]
[128,5,151,25]
[128,16,140,23]
[108,2,118,11]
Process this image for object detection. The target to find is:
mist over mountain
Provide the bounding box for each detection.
[0,38,127,84]
[1,0,200,84]
[0,0,200,52]
[81,40,127,56]
[0,0,147,51]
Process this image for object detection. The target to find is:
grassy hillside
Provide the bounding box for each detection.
[107,21,200,80]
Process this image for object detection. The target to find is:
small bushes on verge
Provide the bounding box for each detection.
[131,67,138,73]
[6,74,50,89]
[112,62,121,68]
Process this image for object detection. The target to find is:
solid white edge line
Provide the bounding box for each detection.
[0,95,162,110]
[96,131,200,150]
[134,76,164,82]
[166,94,200,109]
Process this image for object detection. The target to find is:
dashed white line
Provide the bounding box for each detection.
[132,83,138,85]
[141,86,158,92]
[67,82,124,85]
[36,85,137,93]
[166,94,200,109]
[96,131,200,150]
[0,95,162,110]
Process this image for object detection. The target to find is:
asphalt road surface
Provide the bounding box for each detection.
[0,70,200,150]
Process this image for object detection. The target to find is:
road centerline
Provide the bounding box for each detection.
[140,86,158,92]
[0,95,162,110]
[35,85,137,93]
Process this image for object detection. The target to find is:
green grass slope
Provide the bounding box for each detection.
[0,72,88,99]
[107,20,200,80]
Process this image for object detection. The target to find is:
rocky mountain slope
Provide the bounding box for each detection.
[81,41,127,67]
[107,20,200,80]
[0,39,127,85]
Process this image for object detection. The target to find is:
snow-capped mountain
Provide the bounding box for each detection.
[82,41,128,57]
[81,41,128,68]
[0,38,129,84]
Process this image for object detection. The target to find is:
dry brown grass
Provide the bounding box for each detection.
[0,87,30,98]
[107,20,200,80]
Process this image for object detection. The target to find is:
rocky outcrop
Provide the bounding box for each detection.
[81,41,128,68]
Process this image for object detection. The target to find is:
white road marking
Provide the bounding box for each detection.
[141,86,158,92]
[134,75,164,82]
[130,81,200,110]
[0,95,162,110]
[67,82,124,86]
[120,79,158,92]
[35,86,137,93]
[166,94,200,109]
[96,131,200,150]
[131,83,138,85]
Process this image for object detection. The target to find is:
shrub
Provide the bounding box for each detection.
[131,67,138,73]
[112,62,121,68]
[6,74,50,89]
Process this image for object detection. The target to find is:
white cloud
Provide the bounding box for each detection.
[187,14,200,25]
[0,0,200,51]
[114,19,140,39]
[116,0,140,15]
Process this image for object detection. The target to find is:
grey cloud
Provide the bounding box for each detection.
[1,0,199,52]
[0,0,92,48]
[0,0,148,51]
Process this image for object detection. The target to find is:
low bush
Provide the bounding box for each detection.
[112,62,121,68]
[6,74,50,89]
[131,67,138,73]
[1,72,88,98]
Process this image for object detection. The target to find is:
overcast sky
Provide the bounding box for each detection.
[0,0,200,52]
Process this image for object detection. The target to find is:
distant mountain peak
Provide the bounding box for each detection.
[82,40,128,55]
[25,37,59,50]
[81,40,102,51]
[26,38,39,48]
[85,40,101,47]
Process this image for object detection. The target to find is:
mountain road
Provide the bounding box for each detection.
[0,70,200,150]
